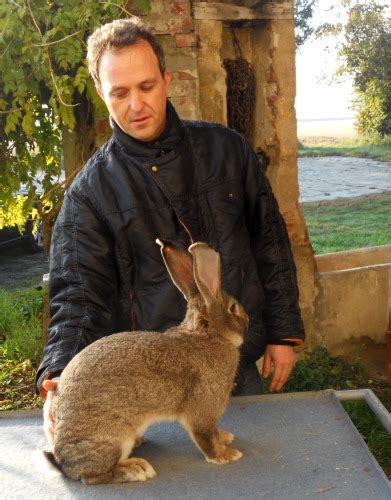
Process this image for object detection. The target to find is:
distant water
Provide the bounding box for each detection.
[297,117,356,138]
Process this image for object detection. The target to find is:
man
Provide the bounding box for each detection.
[38,17,305,447]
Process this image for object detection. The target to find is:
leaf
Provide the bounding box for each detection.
[5,109,22,135]
[22,110,34,137]
[330,365,342,376]
[74,65,89,94]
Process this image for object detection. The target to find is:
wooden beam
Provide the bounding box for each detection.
[193,2,293,21]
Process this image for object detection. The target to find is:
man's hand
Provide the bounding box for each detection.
[262,345,295,392]
[42,379,58,450]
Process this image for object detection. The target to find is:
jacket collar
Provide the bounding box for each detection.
[111,101,184,160]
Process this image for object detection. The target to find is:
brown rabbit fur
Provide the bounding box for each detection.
[49,241,248,485]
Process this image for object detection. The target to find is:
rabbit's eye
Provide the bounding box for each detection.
[229,303,238,314]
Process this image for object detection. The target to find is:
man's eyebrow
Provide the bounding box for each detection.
[109,86,128,93]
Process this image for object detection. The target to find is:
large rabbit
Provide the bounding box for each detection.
[47,241,248,484]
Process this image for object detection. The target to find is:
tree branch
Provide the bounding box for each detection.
[25,0,42,36]
[32,29,86,48]
[98,1,133,17]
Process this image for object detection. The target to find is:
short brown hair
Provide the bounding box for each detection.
[87,17,166,87]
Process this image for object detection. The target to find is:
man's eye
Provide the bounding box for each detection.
[141,85,154,92]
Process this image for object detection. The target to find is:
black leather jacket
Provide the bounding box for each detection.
[36,103,305,391]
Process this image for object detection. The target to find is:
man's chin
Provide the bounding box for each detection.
[123,125,160,143]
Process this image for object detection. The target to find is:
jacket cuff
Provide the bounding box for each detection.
[268,338,304,347]
[35,368,63,396]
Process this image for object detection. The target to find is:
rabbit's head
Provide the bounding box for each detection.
[157,240,248,347]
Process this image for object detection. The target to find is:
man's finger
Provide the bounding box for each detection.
[269,364,285,392]
[262,353,272,379]
[41,379,58,400]
[42,379,58,392]
[270,364,293,392]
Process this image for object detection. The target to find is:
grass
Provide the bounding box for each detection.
[298,135,391,162]
[301,193,391,254]
[0,287,45,411]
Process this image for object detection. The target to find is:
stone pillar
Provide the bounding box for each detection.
[251,19,318,348]
[195,19,227,124]
[194,4,318,347]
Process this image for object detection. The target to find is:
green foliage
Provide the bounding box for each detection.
[317,1,391,136]
[301,193,391,254]
[0,0,130,226]
[0,356,42,411]
[133,0,152,15]
[276,346,368,392]
[294,0,318,47]
[0,287,45,364]
[340,2,391,136]
[0,286,46,410]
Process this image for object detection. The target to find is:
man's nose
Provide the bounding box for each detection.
[130,91,143,112]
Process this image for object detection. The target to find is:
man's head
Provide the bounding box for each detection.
[87,18,171,142]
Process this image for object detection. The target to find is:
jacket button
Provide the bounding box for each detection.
[151,165,158,172]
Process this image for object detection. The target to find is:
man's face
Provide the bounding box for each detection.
[97,39,171,142]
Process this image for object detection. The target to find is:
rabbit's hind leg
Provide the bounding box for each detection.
[81,456,156,485]
[111,458,156,483]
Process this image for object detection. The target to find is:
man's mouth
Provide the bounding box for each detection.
[131,116,150,124]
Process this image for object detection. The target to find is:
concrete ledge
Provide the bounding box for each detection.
[316,244,391,272]
[315,246,390,348]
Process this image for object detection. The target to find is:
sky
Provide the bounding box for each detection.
[295,1,355,121]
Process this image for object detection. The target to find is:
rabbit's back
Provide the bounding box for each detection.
[53,330,237,425]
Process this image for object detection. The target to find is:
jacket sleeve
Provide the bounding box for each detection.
[242,139,305,346]
[35,180,119,393]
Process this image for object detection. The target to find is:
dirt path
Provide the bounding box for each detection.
[299,156,391,202]
[0,248,49,291]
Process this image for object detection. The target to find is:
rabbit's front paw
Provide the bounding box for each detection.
[218,429,235,444]
[134,436,147,448]
[206,447,243,465]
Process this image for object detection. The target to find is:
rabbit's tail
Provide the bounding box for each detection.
[43,450,64,475]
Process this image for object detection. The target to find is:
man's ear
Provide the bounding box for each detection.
[96,85,104,100]
[163,70,172,90]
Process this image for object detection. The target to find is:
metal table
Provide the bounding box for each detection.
[1,390,390,499]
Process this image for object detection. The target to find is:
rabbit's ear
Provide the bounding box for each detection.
[156,239,198,301]
[188,243,221,305]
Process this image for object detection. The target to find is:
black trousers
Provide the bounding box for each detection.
[232,360,264,396]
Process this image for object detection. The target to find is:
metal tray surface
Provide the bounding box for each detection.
[0,391,390,499]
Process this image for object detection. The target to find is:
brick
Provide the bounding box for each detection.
[176,71,197,80]
[175,33,196,48]
[150,16,193,34]
[171,1,191,17]
[165,53,197,72]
